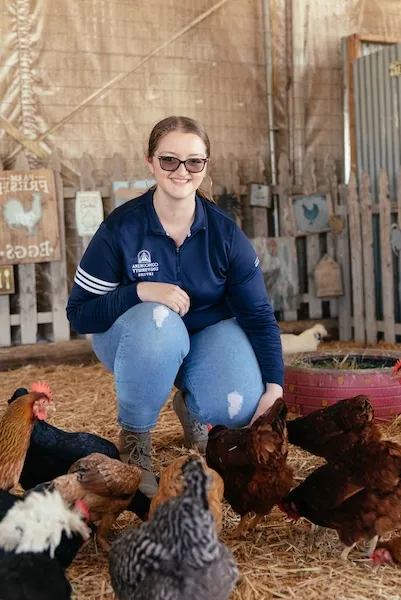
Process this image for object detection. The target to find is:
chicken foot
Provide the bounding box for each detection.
[340,543,356,561]
[247,514,265,532]
[308,524,320,551]
[96,512,119,553]
[364,535,379,557]
[230,515,250,538]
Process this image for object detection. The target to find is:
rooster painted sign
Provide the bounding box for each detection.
[292,193,331,235]
[0,169,60,264]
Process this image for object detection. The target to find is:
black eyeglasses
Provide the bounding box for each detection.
[156,156,208,173]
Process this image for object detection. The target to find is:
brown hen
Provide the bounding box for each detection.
[149,455,224,533]
[286,395,381,461]
[0,388,53,491]
[371,537,401,566]
[49,452,141,551]
[280,438,401,559]
[206,397,294,537]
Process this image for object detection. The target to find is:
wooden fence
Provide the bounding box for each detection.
[6,149,400,348]
[347,168,401,344]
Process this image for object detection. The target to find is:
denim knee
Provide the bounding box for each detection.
[93,302,190,432]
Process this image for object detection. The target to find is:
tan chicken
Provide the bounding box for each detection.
[48,452,141,552]
[0,383,53,491]
[150,455,224,533]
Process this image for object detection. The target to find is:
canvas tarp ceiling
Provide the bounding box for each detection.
[1,0,401,190]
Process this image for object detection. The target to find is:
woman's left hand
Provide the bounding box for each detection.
[249,383,284,426]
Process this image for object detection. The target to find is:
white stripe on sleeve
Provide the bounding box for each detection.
[74,266,119,295]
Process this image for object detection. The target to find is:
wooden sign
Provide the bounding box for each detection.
[0,168,60,264]
[249,183,271,208]
[75,191,104,236]
[314,254,343,297]
[389,61,401,77]
[0,265,14,295]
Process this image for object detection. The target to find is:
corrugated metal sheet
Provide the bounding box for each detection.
[353,43,401,201]
[353,43,401,322]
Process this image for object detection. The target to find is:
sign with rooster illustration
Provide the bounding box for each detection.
[292,193,331,235]
[0,169,60,264]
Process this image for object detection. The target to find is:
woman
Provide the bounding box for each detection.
[67,116,284,498]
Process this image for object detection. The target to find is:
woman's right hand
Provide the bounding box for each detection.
[137,282,190,317]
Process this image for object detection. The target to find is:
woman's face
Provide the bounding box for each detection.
[146,131,208,201]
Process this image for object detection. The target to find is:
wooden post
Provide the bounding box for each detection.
[78,153,97,252]
[347,172,365,343]
[303,154,322,320]
[48,148,70,342]
[379,169,395,342]
[324,156,339,317]
[335,191,352,341]
[360,171,376,344]
[277,153,297,320]
[397,167,401,325]
[0,154,11,347]
[13,152,38,345]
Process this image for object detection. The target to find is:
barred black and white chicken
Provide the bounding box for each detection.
[108,457,239,600]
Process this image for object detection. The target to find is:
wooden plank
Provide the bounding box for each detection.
[346,35,362,175]
[335,198,352,341]
[12,152,38,344]
[18,264,37,344]
[325,232,338,317]
[0,296,11,347]
[277,153,297,320]
[0,339,97,371]
[347,173,365,342]
[360,171,376,344]
[10,312,53,326]
[306,234,322,319]
[48,151,70,341]
[379,169,395,342]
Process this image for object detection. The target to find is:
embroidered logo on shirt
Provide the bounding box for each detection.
[254,256,260,268]
[132,249,159,277]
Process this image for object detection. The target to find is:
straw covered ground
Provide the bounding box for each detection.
[3,341,401,600]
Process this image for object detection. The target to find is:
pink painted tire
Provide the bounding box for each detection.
[283,349,401,422]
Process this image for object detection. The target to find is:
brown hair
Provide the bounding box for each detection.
[147,116,214,202]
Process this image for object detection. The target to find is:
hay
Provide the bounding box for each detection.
[3,360,401,600]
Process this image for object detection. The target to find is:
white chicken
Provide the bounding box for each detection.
[281,324,328,355]
[3,191,42,235]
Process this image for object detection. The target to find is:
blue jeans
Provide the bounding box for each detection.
[92,302,264,432]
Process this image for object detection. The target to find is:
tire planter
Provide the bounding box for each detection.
[283,349,401,422]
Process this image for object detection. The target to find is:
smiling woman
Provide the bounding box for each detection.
[66,116,284,499]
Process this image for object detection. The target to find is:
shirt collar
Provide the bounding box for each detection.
[144,188,207,235]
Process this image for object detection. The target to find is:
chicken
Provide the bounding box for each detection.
[286,395,381,461]
[3,191,42,236]
[279,439,401,559]
[280,323,328,354]
[43,452,141,552]
[0,386,53,491]
[0,554,72,600]
[108,457,238,600]
[0,488,91,600]
[149,454,224,533]
[8,385,150,522]
[371,537,401,566]
[206,397,294,537]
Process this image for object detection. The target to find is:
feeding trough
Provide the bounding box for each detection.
[283,349,401,422]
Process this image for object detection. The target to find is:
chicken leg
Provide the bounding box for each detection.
[365,535,379,557]
[230,515,249,538]
[340,543,356,561]
[96,512,119,552]
[247,513,264,532]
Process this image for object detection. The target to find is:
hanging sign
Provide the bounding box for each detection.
[75,191,104,237]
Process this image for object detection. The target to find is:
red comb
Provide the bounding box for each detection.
[393,359,401,373]
[29,381,53,401]
[75,498,91,522]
